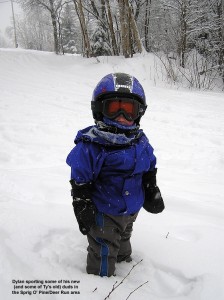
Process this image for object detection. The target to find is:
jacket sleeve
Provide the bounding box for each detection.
[146,140,157,171]
[149,150,156,170]
[66,141,105,183]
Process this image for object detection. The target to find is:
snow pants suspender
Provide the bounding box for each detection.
[86,212,138,277]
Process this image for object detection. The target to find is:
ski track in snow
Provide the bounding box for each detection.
[0,48,224,300]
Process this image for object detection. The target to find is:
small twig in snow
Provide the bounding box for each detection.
[125,280,149,300]
[166,232,170,239]
[92,287,97,292]
[104,281,117,300]
[104,259,143,300]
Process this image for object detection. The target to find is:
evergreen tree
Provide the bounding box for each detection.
[60,4,79,54]
[91,22,111,56]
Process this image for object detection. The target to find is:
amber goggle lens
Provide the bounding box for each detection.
[103,99,139,121]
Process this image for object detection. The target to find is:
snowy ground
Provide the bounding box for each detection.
[0,48,224,300]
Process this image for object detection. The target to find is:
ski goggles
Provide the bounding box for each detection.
[102,98,145,121]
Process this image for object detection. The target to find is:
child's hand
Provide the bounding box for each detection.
[70,180,96,235]
[142,169,165,214]
[72,198,96,235]
[143,186,165,214]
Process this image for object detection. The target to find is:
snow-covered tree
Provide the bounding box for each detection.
[91,21,111,56]
[18,0,65,54]
[13,6,54,51]
[11,0,224,87]
[0,31,12,48]
[60,3,80,54]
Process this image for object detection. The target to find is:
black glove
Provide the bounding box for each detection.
[70,180,96,235]
[142,169,165,214]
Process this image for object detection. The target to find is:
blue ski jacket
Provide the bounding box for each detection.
[66,125,156,216]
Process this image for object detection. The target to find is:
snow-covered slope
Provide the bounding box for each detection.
[0,48,224,300]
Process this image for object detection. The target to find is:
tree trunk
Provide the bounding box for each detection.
[73,0,92,57]
[105,0,119,55]
[217,0,224,83]
[144,0,151,52]
[118,0,130,58]
[118,0,143,57]
[126,0,143,54]
[49,0,59,54]
[179,1,187,68]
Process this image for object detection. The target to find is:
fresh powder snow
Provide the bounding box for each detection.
[0,48,224,300]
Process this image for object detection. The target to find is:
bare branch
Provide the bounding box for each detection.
[125,281,149,300]
[104,259,143,300]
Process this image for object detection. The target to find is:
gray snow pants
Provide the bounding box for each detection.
[86,211,138,277]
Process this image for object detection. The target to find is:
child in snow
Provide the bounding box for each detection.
[66,73,165,277]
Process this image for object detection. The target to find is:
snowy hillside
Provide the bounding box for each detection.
[0,48,224,300]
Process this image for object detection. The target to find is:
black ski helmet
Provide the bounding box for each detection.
[91,72,147,124]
